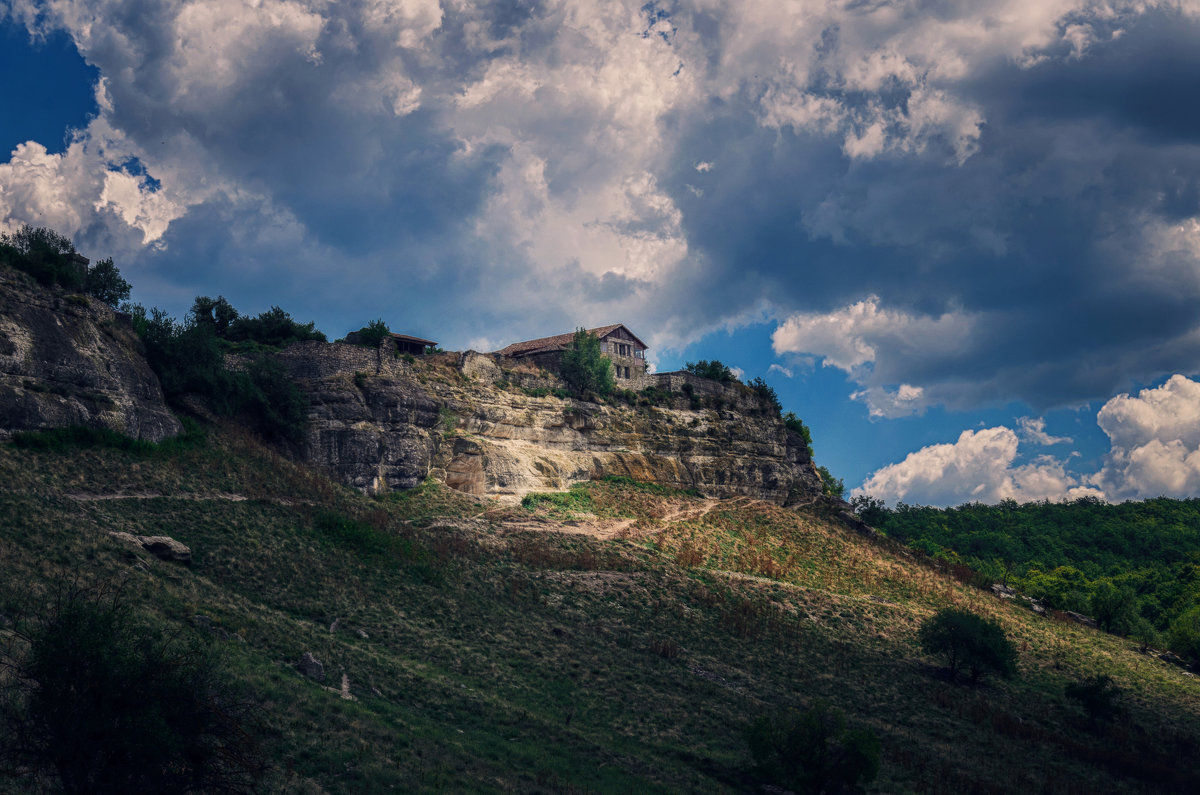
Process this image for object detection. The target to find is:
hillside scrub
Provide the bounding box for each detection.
[0,581,263,793]
[854,495,1200,658]
[2,427,1200,792]
[129,303,310,445]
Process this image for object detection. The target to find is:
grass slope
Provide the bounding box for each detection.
[1,427,1199,793]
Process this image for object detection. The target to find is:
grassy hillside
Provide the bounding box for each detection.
[2,427,1199,793]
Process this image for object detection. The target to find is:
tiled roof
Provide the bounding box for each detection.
[495,324,644,356]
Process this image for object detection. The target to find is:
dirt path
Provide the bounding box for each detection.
[67,492,249,501]
[65,492,314,505]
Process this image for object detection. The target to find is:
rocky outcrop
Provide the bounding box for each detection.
[0,266,181,441]
[275,343,824,505]
[109,531,192,564]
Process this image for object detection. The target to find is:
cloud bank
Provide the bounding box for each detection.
[1,0,1198,411]
[855,375,1200,506]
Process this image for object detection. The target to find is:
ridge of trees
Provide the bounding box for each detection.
[852,495,1200,662]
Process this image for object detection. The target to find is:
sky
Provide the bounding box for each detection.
[4,0,1200,507]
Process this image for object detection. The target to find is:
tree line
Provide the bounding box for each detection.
[852,495,1200,661]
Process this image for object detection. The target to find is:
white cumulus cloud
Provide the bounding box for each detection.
[772,296,974,417]
[1016,416,1072,446]
[854,426,1101,506]
[1093,375,1200,499]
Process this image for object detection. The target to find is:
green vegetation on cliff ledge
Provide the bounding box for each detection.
[2,428,1199,793]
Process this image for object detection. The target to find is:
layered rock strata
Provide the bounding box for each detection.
[0,266,181,441]
[275,343,823,505]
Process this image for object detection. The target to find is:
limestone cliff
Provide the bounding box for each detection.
[0,265,181,441]
[274,343,824,505]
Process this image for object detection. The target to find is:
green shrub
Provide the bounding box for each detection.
[817,465,844,500]
[11,425,155,454]
[919,608,1017,683]
[129,304,308,444]
[1168,605,1200,662]
[349,318,391,348]
[10,420,205,456]
[521,486,594,517]
[1065,675,1123,723]
[0,582,263,793]
[314,510,394,558]
[784,412,814,454]
[560,329,614,397]
[0,225,84,290]
[745,701,880,794]
[747,377,782,416]
[685,360,736,382]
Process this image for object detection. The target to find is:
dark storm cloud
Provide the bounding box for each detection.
[6,0,1200,416]
[659,4,1200,413]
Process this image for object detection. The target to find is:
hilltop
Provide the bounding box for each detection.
[2,427,1199,793]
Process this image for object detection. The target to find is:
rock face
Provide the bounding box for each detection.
[0,266,181,441]
[275,343,824,505]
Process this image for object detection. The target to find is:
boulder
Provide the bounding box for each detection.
[108,531,192,564]
[139,536,192,564]
[298,652,325,681]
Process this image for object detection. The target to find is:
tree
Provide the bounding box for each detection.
[746,701,880,794]
[849,495,889,528]
[685,359,736,382]
[349,318,391,348]
[560,328,614,397]
[0,224,84,289]
[1168,605,1200,662]
[83,258,131,307]
[1090,581,1139,636]
[919,608,1017,683]
[189,296,239,336]
[0,582,263,793]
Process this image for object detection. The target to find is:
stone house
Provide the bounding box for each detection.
[494,324,651,385]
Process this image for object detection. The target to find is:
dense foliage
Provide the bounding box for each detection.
[854,496,1200,659]
[919,608,1017,683]
[347,318,391,348]
[685,359,737,382]
[0,583,261,793]
[560,328,614,397]
[746,701,880,794]
[0,225,84,290]
[130,300,311,445]
[1,225,130,306]
[83,258,131,307]
[191,295,326,348]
